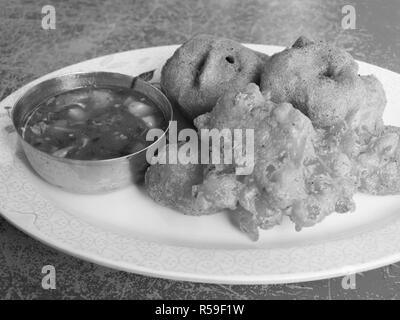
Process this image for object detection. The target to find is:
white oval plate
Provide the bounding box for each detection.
[1,44,400,284]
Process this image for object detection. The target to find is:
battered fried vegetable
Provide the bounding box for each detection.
[145,144,244,216]
[161,34,268,120]
[196,84,357,239]
[260,37,399,195]
[260,36,386,131]
[323,124,400,195]
[356,126,400,194]
[145,146,205,216]
[315,120,400,195]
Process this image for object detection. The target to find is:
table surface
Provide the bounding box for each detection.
[1,0,400,300]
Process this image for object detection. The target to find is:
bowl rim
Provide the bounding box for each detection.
[11,71,173,165]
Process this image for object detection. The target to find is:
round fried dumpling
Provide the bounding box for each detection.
[161,34,268,120]
[260,36,386,131]
[144,143,243,216]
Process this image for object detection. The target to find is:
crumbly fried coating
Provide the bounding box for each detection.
[144,145,206,216]
[145,36,400,240]
[260,36,386,131]
[145,81,400,240]
[195,84,357,239]
[145,144,244,216]
[161,34,268,120]
[356,126,400,195]
[316,121,400,196]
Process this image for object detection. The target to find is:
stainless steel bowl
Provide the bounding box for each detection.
[11,72,172,194]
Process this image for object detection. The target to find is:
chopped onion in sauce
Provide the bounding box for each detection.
[22,87,166,160]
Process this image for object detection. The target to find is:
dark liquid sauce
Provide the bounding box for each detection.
[22,87,166,160]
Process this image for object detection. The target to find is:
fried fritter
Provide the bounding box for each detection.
[259,37,400,196]
[196,84,357,239]
[315,120,400,195]
[343,125,400,195]
[161,34,268,120]
[147,82,400,240]
[356,126,400,195]
[260,36,386,131]
[145,36,400,240]
[145,157,205,216]
[145,144,244,216]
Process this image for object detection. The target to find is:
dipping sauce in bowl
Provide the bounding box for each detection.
[12,72,172,193]
[22,87,165,160]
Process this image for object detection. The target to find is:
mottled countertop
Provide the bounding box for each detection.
[1,0,400,299]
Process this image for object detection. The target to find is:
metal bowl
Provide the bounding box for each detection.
[11,72,172,194]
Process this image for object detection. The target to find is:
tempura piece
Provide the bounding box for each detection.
[161,34,268,120]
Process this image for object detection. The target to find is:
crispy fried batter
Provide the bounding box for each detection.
[357,126,400,195]
[145,36,400,240]
[315,120,400,195]
[161,34,268,120]
[145,144,244,216]
[196,84,357,239]
[146,84,358,240]
[260,36,386,131]
[144,145,206,215]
